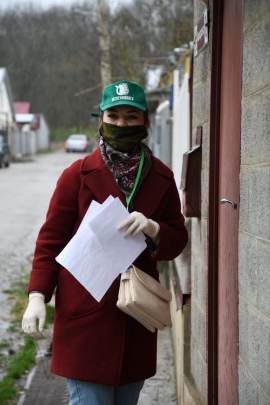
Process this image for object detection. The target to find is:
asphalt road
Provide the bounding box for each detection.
[0,149,87,254]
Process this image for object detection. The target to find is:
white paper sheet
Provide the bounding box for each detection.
[88,197,146,274]
[56,196,146,301]
[79,195,114,229]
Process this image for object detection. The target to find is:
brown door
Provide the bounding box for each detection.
[217,0,243,403]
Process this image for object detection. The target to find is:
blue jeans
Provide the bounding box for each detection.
[66,378,144,405]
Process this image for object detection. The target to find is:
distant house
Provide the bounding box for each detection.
[13,101,31,114]
[14,104,50,156]
[34,114,50,151]
[0,68,17,146]
[0,69,50,158]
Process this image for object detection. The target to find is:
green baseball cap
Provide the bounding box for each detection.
[100,80,148,111]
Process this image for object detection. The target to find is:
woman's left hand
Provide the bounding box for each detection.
[118,211,160,239]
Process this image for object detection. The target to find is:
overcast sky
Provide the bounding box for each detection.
[0,0,132,12]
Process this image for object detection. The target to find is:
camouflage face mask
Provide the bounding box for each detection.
[99,122,148,153]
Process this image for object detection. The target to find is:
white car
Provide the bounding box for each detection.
[65,134,93,153]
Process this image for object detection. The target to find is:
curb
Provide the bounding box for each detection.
[17,355,70,405]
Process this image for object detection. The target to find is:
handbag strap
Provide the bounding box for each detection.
[125,144,145,209]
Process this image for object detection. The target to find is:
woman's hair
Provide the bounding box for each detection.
[144,110,150,126]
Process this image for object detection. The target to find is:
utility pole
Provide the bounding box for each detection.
[98,0,112,90]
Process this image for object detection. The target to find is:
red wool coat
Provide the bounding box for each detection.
[28,148,188,386]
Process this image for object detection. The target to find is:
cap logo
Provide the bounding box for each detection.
[115,83,129,96]
[101,80,147,111]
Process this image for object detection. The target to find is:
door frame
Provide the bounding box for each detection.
[208,0,243,403]
[207,0,223,402]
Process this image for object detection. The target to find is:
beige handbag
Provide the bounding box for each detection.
[116,265,172,333]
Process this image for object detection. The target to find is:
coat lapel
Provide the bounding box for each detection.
[81,149,126,206]
[81,149,173,218]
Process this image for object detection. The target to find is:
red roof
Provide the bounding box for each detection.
[14,102,31,114]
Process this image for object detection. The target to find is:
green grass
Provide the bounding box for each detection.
[3,289,25,298]
[0,343,10,350]
[11,302,24,318]
[0,337,36,405]
[0,274,55,405]
[37,148,54,154]
[7,326,20,333]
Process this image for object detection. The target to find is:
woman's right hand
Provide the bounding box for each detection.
[22,293,46,339]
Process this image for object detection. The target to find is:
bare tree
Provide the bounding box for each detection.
[98,0,111,89]
[0,0,193,129]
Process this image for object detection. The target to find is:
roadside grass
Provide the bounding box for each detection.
[0,337,36,404]
[37,148,55,154]
[0,275,54,405]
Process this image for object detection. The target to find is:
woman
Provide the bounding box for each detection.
[22,80,188,405]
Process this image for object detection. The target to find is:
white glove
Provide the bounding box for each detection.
[22,293,46,339]
[118,211,160,239]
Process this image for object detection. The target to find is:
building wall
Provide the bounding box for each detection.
[170,279,185,405]
[192,0,270,403]
[0,77,14,133]
[37,114,50,151]
[187,1,270,404]
[0,79,12,116]
[151,100,171,167]
[187,1,211,404]
[238,1,270,403]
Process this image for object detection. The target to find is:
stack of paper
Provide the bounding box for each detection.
[56,196,147,301]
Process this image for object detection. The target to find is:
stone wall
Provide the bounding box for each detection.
[239,1,270,403]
